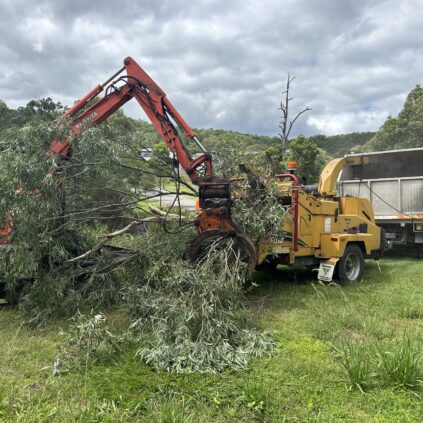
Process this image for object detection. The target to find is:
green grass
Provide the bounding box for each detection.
[335,340,373,392]
[136,199,161,214]
[374,336,422,388]
[160,178,193,196]
[1,258,423,422]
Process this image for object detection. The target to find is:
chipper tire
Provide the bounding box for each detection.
[336,244,364,284]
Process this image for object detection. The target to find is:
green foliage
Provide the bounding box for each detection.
[242,380,271,416]
[0,118,141,323]
[0,122,81,284]
[124,229,274,373]
[147,395,194,423]
[197,128,279,178]
[374,336,422,388]
[310,132,374,156]
[286,135,329,183]
[0,100,274,372]
[18,98,65,122]
[16,250,124,326]
[335,340,372,391]
[148,142,174,179]
[264,144,285,173]
[366,85,423,151]
[232,186,287,243]
[53,312,126,374]
[43,226,274,374]
[0,98,64,143]
[336,336,423,391]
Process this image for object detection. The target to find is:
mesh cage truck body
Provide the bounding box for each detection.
[338,148,423,255]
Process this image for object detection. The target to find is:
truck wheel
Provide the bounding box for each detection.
[336,244,364,284]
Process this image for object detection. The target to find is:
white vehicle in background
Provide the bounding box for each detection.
[338,148,423,257]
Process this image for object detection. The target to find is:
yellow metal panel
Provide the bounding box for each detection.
[320,233,374,257]
[318,156,369,196]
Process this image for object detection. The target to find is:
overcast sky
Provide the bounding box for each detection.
[0,0,422,137]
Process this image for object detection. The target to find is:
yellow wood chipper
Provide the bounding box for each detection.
[238,156,385,283]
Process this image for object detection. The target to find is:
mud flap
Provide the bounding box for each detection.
[318,257,339,282]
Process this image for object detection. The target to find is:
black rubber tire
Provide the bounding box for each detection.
[379,227,387,258]
[336,244,364,284]
[255,259,278,272]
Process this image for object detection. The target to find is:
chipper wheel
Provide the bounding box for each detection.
[187,229,257,278]
[335,244,364,284]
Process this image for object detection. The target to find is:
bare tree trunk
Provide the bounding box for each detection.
[279,73,311,158]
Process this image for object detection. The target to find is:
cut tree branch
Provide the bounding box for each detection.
[68,206,187,263]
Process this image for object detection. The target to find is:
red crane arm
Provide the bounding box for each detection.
[2,57,256,273]
[49,57,212,182]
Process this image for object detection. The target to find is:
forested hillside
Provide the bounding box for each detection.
[0,98,375,186]
[2,83,422,180]
[310,132,375,155]
[364,84,423,151]
[0,98,373,164]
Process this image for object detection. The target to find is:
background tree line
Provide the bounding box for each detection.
[1,83,422,188]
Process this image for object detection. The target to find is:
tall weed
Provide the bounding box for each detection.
[335,340,372,391]
[336,335,423,390]
[147,395,194,423]
[374,336,422,388]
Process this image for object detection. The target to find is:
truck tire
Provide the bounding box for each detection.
[336,244,364,284]
[380,227,387,257]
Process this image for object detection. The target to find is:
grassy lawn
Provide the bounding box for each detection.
[1,258,422,422]
[160,178,195,198]
[136,199,162,214]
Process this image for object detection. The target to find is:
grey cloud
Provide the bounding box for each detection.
[0,0,422,137]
